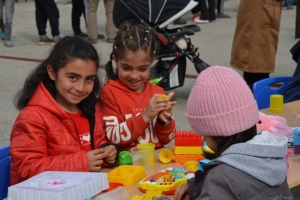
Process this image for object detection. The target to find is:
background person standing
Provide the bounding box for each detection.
[34,0,61,46]
[71,0,88,38]
[0,0,15,47]
[86,0,116,44]
[230,0,282,90]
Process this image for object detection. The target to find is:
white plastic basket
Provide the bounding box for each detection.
[8,171,109,200]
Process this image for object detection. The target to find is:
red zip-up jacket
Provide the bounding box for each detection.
[10,83,109,185]
[99,80,176,151]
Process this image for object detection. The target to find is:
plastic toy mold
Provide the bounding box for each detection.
[108,165,146,186]
[139,168,194,195]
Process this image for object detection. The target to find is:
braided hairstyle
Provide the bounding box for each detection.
[105,23,157,80]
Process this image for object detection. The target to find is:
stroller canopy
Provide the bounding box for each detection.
[113,0,192,28]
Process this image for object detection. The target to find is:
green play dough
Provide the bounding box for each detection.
[118,151,132,165]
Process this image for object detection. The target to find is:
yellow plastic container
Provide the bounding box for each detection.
[185,161,198,172]
[137,143,155,166]
[159,149,173,164]
[269,94,284,113]
[108,165,146,186]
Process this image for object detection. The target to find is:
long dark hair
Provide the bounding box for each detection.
[203,125,258,160]
[105,22,157,80]
[14,36,101,118]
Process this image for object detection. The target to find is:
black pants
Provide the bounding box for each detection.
[217,0,224,13]
[243,72,270,91]
[72,0,86,35]
[34,0,60,36]
[0,17,4,32]
[191,0,215,21]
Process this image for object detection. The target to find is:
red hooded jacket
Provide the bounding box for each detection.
[99,80,176,151]
[10,83,108,185]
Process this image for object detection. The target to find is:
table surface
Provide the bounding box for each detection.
[261,100,300,189]
[5,101,300,200]
[95,100,300,199]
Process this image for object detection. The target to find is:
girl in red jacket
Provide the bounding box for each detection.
[10,36,118,185]
[99,23,176,151]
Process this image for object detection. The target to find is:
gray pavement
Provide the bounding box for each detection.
[0,1,297,149]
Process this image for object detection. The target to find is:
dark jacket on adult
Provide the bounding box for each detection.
[283,41,300,103]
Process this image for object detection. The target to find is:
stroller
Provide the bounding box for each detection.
[113,0,210,90]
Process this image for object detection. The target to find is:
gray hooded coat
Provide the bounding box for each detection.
[157,131,293,200]
[189,131,293,200]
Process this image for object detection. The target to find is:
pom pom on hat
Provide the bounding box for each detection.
[186,66,259,137]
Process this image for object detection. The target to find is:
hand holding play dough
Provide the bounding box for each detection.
[155,94,169,102]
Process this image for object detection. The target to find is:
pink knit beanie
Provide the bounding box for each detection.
[186,66,259,137]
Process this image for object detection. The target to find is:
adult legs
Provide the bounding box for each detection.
[285,0,294,8]
[0,0,4,33]
[197,0,210,20]
[243,72,270,91]
[104,0,116,40]
[36,0,60,37]
[191,3,200,15]
[217,0,230,18]
[72,0,84,35]
[296,0,300,38]
[207,0,216,21]
[87,0,99,40]
[34,0,48,36]
[3,0,15,40]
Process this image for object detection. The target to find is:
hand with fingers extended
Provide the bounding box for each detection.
[86,148,107,172]
[142,94,171,123]
[102,145,117,164]
[157,92,176,124]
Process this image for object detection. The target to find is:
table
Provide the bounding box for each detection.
[261,100,300,188]
[95,100,300,199]
[5,101,300,200]
[261,100,300,127]
[98,146,180,199]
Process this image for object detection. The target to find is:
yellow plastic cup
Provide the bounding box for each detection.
[269,94,284,113]
[137,143,155,166]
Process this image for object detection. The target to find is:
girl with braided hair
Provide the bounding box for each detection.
[99,23,176,151]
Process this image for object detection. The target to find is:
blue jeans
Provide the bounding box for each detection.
[0,0,15,40]
[284,0,293,6]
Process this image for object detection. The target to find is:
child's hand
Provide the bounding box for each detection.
[142,94,170,123]
[103,145,117,164]
[174,183,189,200]
[158,92,176,124]
[86,148,107,172]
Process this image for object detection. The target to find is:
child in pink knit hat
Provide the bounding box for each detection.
[156,66,292,200]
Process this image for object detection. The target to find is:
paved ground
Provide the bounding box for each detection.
[1,0,300,198]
